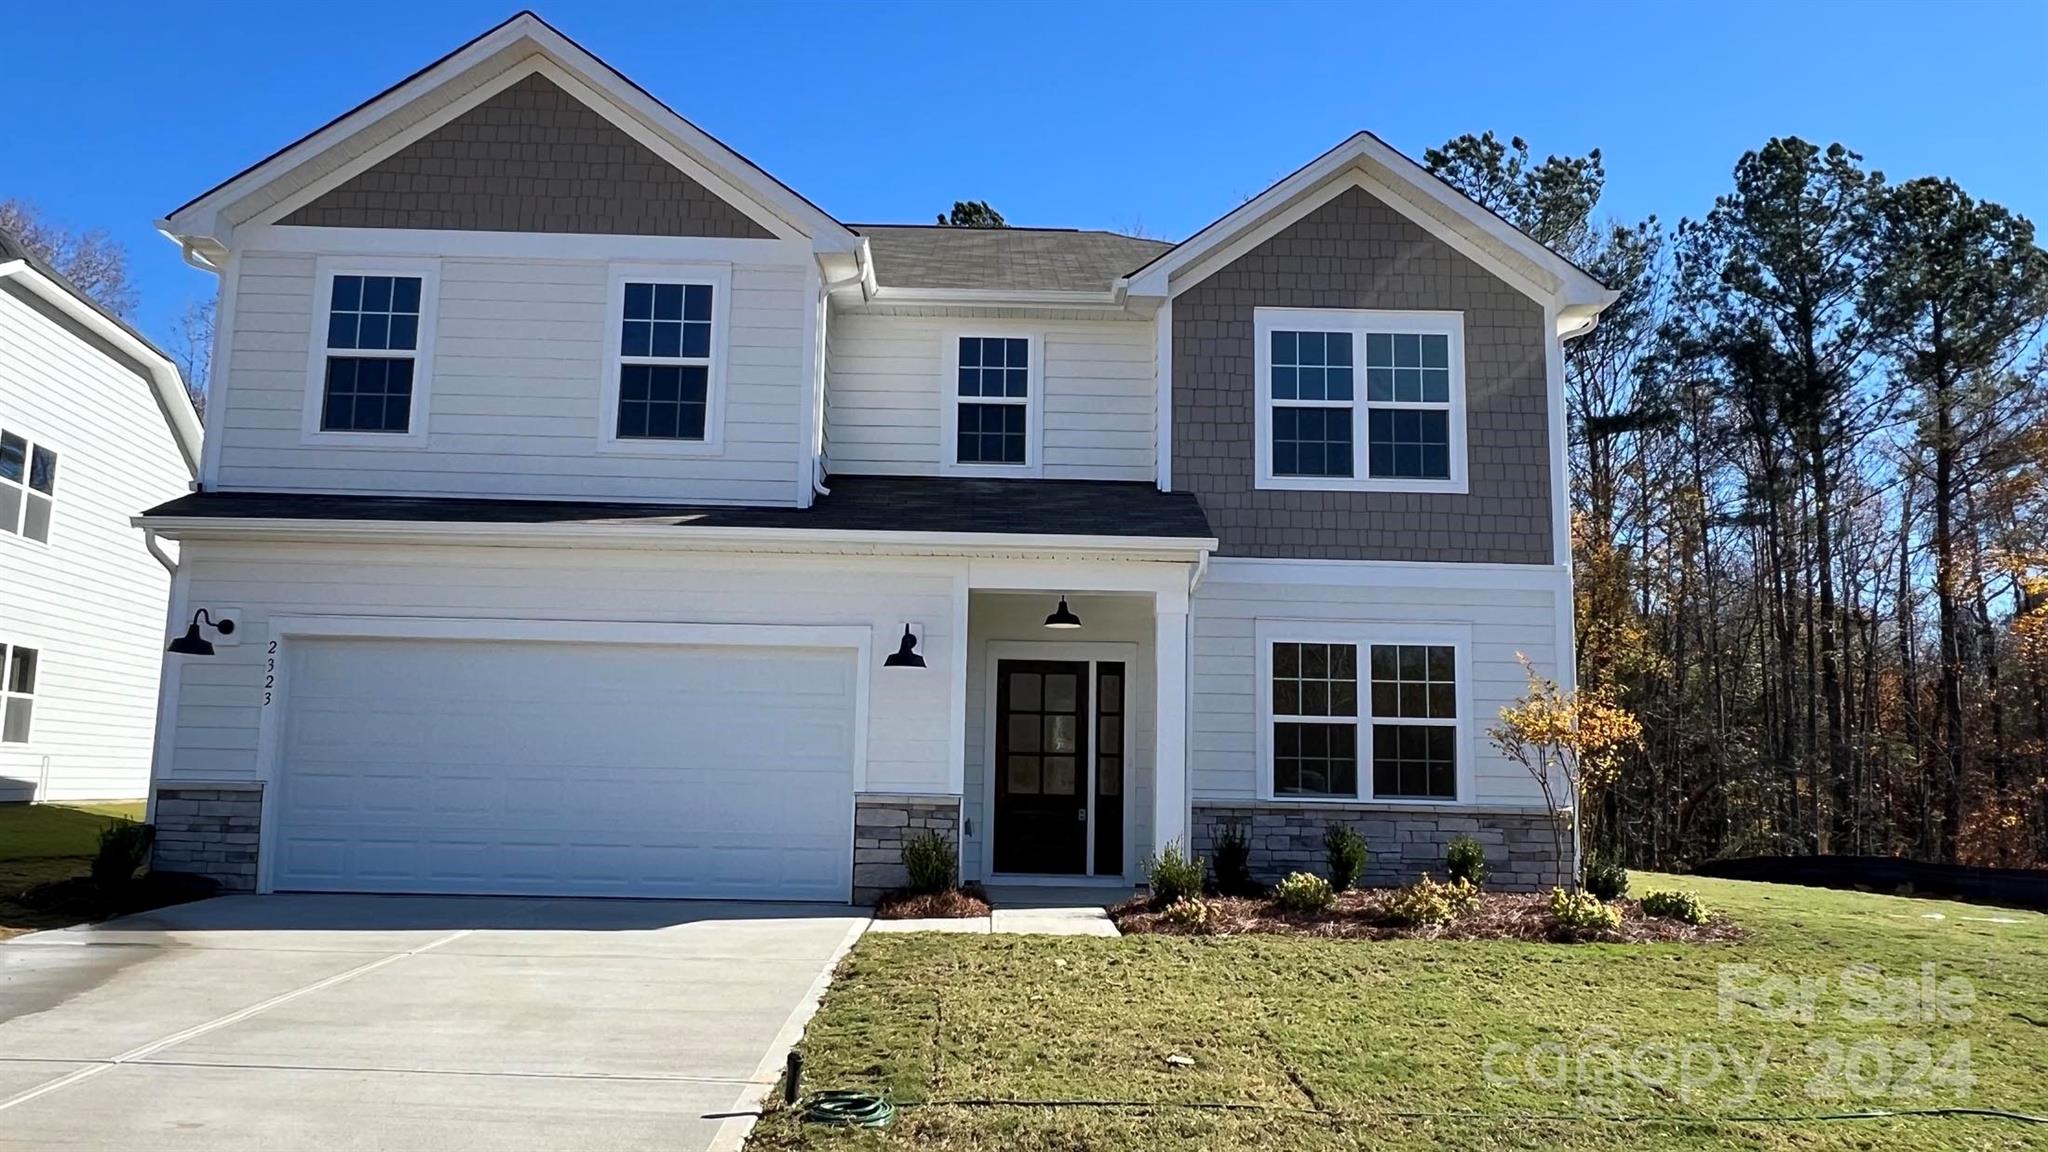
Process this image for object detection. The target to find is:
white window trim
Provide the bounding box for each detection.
[1,642,38,745]
[1251,308,1468,494]
[0,425,59,548]
[597,262,732,457]
[300,257,441,448]
[939,327,1043,477]
[1253,619,1474,805]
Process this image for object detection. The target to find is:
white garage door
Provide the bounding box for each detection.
[272,638,857,901]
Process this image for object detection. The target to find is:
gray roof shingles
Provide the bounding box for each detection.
[853,225,1172,294]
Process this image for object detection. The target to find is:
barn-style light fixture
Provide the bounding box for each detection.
[168,609,235,656]
[1043,596,1082,630]
[882,624,926,668]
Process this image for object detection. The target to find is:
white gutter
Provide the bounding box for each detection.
[141,527,178,575]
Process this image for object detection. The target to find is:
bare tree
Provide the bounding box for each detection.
[0,199,139,317]
[167,298,216,419]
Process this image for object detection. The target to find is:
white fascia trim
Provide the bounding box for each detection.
[0,261,203,475]
[862,286,1137,315]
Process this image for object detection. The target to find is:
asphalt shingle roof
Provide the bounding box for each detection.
[853,225,1172,294]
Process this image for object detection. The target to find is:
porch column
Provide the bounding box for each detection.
[1153,593,1190,855]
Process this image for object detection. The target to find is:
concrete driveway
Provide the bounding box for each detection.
[0,895,868,1151]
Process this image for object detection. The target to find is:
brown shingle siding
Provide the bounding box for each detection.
[1171,185,1553,564]
[280,73,773,239]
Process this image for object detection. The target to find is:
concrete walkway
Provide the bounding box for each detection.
[0,894,866,1151]
[870,886,1125,936]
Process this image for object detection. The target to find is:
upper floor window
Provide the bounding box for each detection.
[304,260,438,444]
[0,429,56,543]
[1258,625,1467,803]
[601,265,728,453]
[1253,309,1466,494]
[2,643,36,743]
[944,334,1038,473]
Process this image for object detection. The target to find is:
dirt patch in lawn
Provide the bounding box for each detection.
[874,885,993,920]
[1110,889,1743,943]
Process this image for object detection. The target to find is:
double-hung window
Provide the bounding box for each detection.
[306,261,437,442]
[1254,309,1466,493]
[946,335,1035,471]
[0,428,56,543]
[602,266,727,451]
[1260,625,1465,802]
[1,643,36,743]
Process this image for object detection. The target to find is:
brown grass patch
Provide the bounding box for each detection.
[873,884,992,920]
[1110,888,1743,944]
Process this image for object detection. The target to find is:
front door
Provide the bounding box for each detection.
[994,660,1089,874]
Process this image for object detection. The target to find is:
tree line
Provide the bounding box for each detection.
[1424,132,2048,868]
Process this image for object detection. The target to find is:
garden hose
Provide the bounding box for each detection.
[800,1090,896,1128]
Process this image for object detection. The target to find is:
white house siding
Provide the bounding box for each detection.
[0,288,190,801]
[214,247,808,504]
[823,307,1155,481]
[961,592,1156,882]
[160,542,961,797]
[1189,562,1568,810]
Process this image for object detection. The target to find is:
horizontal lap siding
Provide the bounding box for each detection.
[218,253,806,504]
[0,291,189,800]
[1190,573,1562,808]
[164,544,959,796]
[824,313,1154,481]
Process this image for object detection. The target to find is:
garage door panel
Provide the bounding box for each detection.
[272,637,858,901]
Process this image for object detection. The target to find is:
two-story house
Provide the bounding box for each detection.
[141,12,1615,902]
[1,230,201,803]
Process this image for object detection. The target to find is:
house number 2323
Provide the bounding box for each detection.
[263,640,277,706]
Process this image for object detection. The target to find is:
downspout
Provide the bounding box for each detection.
[178,240,221,274]
[813,264,868,498]
[142,527,177,576]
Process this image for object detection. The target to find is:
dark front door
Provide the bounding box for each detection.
[994,660,1089,874]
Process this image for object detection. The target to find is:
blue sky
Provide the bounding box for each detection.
[4,0,2044,352]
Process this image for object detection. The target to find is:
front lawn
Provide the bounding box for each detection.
[0,801,148,939]
[750,874,2048,1150]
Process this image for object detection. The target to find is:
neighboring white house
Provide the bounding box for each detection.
[141,13,1615,900]
[0,230,202,803]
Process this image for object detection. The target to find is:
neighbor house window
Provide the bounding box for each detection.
[951,335,1032,468]
[1254,309,1465,492]
[0,429,56,543]
[1263,632,1462,801]
[602,266,727,451]
[1,644,36,743]
[305,261,437,441]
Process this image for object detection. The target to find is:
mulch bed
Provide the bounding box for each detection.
[873,884,992,920]
[1110,888,1744,944]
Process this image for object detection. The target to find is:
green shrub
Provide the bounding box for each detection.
[1384,874,1481,926]
[1273,871,1336,913]
[1322,824,1367,891]
[91,821,155,889]
[1582,857,1630,901]
[1445,835,1489,887]
[1145,839,1206,906]
[1549,887,1622,933]
[1162,896,1218,933]
[1640,889,1710,925]
[1212,824,1254,895]
[900,830,957,895]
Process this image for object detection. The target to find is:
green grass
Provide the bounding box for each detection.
[749,874,2048,1150]
[0,801,147,938]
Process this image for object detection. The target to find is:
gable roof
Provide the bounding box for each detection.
[1123,131,1619,332]
[161,11,856,256]
[854,225,1170,294]
[0,229,202,476]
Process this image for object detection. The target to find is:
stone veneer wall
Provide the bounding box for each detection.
[152,783,264,892]
[854,793,962,904]
[1192,802,1566,892]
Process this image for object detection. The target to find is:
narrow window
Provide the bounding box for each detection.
[1368,644,1458,799]
[320,274,423,434]
[1269,331,1354,478]
[1270,642,1360,798]
[955,336,1029,466]
[1362,333,1453,479]
[0,429,56,543]
[1,644,36,743]
[615,281,714,441]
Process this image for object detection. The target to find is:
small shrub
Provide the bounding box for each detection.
[1640,889,1710,925]
[1273,871,1335,913]
[900,830,957,895]
[1582,857,1629,901]
[1549,887,1622,932]
[1384,874,1480,926]
[1212,824,1254,895]
[1145,839,1206,906]
[1322,824,1367,891]
[92,821,155,889]
[1162,896,1218,933]
[1445,836,1489,887]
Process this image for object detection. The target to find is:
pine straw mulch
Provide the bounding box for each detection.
[872,884,993,920]
[1109,888,1745,944]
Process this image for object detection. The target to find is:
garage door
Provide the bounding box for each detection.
[271,638,857,901]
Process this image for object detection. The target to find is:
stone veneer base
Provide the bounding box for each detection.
[854,793,963,904]
[151,783,265,892]
[1191,802,1567,892]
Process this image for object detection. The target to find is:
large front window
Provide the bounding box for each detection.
[1265,636,1461,801]
[320,274,423,434]
[615,281,715,441]
[953,336,1030,466]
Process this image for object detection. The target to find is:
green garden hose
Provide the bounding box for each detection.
[800,1090,896,1128]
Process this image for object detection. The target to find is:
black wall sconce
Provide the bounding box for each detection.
[1043,595,1082,630]
[168,609,236,657]
[883,623,925,668]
